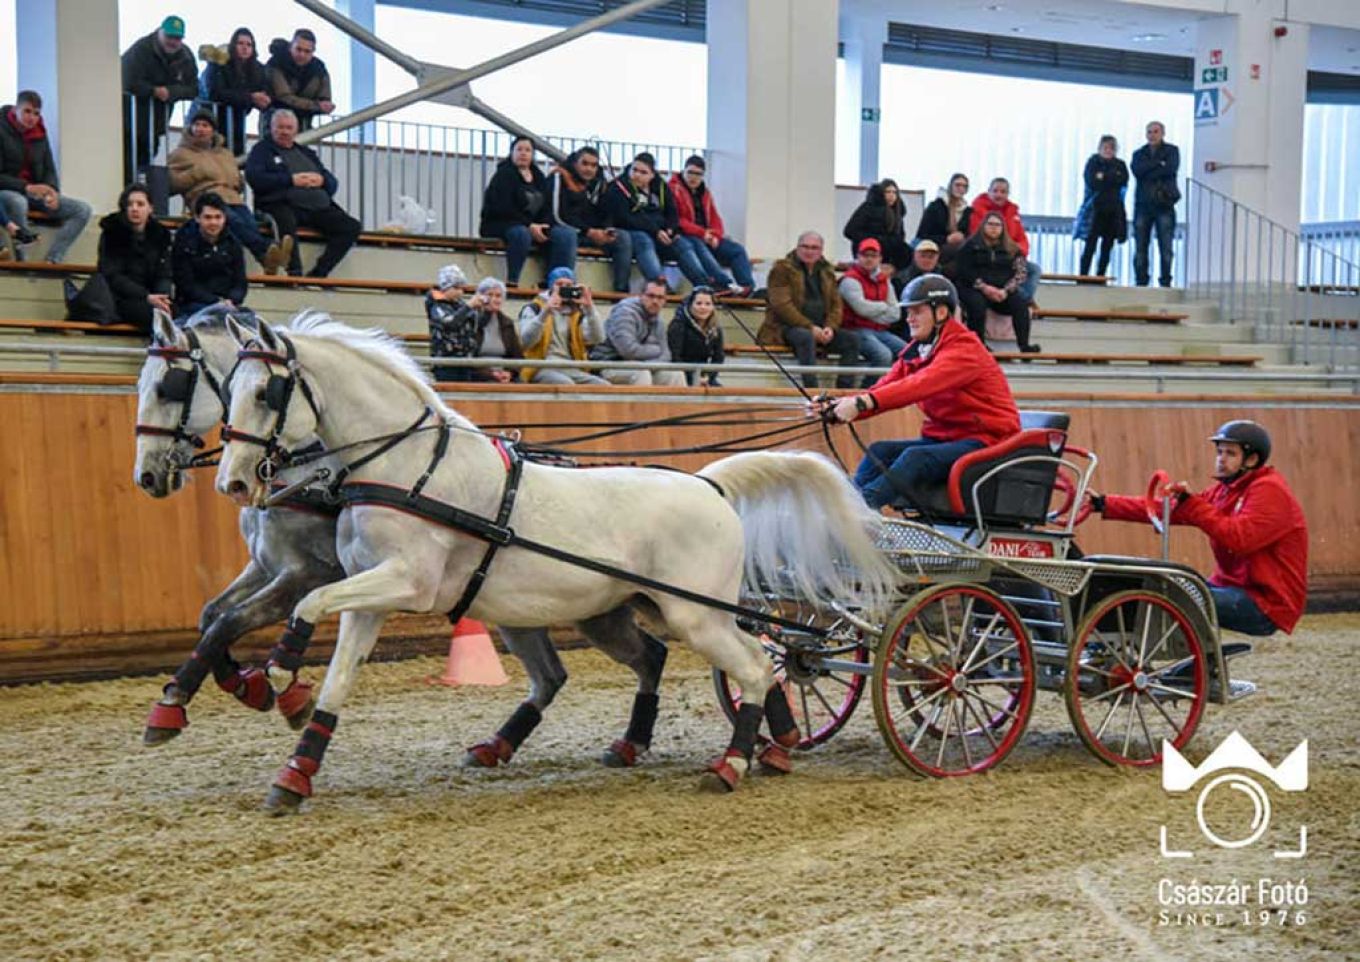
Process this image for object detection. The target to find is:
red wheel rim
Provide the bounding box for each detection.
[874,585,1035,778]
[1066,590,1206,767]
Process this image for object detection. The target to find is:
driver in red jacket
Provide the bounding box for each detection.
[814,273,1020,509]
[1088,420,1308,636]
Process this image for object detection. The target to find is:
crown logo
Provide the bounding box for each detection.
[1162,730,1308,793]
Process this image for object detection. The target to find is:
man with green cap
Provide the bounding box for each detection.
[122,15,198,183]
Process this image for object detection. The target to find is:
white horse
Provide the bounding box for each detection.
[133,311,673,769]
[215,314,899,812]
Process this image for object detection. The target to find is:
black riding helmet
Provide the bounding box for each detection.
[901,273,958,313]
[1209,419,1271,467]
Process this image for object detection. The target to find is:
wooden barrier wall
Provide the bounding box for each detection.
[1,382,1357,672]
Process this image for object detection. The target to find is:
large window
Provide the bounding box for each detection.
[877,62,1193,217]
[1302,103,1360,223]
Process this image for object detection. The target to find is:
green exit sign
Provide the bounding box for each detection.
[861,107,881,123]
[1201,66,1228,84]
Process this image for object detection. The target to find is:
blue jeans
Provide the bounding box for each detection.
[1019,259,1042,303]
[675,235,754,288]
[854,329,908,387]
[627,230,711,288]
[0,190,92,263]
[601,230,632,291]
[500,224,579,285]
[1209,586,1278,637]
[224,204,271,262]
[1134,207,1175,287]
[854,437,986,510]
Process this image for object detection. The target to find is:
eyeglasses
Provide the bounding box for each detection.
[683,169,704,177]
[641,291,667,301]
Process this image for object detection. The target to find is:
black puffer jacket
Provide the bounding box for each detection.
[547,150,609,236]
[602,167,679,236]
[478,157,550,237]
[843,181,907,249]
[667,301,724,386]
[200,29,269,110]
[954,236,1026,293]
[97,213,173,301]
[171,219,247,313]
[914,197,973,246]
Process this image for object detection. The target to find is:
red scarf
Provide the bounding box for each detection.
[6,109,46,184]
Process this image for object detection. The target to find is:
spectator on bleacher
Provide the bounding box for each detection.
[915,173,973,253]
[479,136,574,287]
[121,16,199,182]
[171,192,247,318]
[593,278,686,387]
[668,155,753,296]
[196,27,271,156]
[1074,135,1129,278]
[427,275,524,384]
[169,111,286,273]
[970,177,1042,304]
[603,152,717,291]
[547,146,631,293]
[839,238,905,385]
[843,178,911,271]
[758,231,860,389]
[0,91,92,264]
[668,286,724,387]
[97,184,174,335]
[1131,120,1180,288]
[889,240,943,337]
[264,30,333,132]
[517,267,608,385]
[954,212,1040,354]
[245,109,360,278]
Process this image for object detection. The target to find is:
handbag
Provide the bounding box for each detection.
[64,274,120,325]
[1149,180,1181,208]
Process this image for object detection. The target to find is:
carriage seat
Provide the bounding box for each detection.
[906,410,1071,525]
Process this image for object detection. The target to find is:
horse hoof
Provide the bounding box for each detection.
[698,752,747,793]
[601,739,642,768]
[756,743,794,775]
[262,785,304,816]
[142,725,182,747]
[223,667,276,713]
[276,681,315,731]
[462,736,512,769]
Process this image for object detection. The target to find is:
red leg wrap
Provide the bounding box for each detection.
[605,739,640,767]
[220,667,276,712]
[145,701,189,732]
[465,735,514,768]
[276,679,314,724]
[273,754,319,798]
[757,742,794,774]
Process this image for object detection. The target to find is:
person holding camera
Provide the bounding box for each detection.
[427,269,524,384]
[517,266,608,385]
[593,278,686,386]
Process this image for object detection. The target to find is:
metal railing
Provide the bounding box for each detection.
[1301,221,1360,274]
[1025,215,1185,286]
[1185,179,1360,371]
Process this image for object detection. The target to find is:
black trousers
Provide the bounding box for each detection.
[958,287,1032,349]
[257,201,361,277]
[782,324,860,389]
[115,294,156,336]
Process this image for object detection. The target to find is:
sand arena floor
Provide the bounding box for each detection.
[1,614,1357,961]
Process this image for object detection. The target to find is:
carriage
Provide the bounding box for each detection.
[714,410,1256,778]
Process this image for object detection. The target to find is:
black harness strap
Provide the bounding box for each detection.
[335,471,830,638]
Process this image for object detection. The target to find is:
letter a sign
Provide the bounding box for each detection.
[1194,88,1219,121]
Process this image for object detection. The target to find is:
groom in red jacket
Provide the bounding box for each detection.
[1089,420,1308,636]
[816,273,1020,509]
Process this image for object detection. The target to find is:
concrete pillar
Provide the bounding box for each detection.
[705,0,838,261]
[840,15,884,186]
[16,0,123,212]
[338,0,376,115]
[1191,5,1308,233]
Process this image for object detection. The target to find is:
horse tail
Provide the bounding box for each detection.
[699,450,902,616]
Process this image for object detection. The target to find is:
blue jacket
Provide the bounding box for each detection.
[244,136,338,207]
[1130,142,1179,211]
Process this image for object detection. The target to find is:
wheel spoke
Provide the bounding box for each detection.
[909,700,945,752]
[1121,689,1138,757]
[969,688,1020,723]
[938,598,957,667]
[1136,599,1155,666]
[1093,690,1126,740]
[809,680,838,719]
[820,672,854,690]
[961,694,1002,753]
[800,684,813,738]
[935,693,955,769]
[961,640,1019,675]
[953,596,977,665]
[1134,697,1156,759]
[1141,621,1181,667]
[1146,688,1187,739]
[1146,656,1198,680]
[955,699,974,769]
[1088,628,1135,674]
[960,610,1003,672]
[1087,680,1133,704]
[969,675,1028,686]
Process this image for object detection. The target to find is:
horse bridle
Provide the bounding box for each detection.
[221,332,323,484]
[135,328,228,470]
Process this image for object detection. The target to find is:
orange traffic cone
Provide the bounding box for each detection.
[428,618,509,687]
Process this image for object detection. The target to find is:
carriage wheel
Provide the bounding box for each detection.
[1064,589,1206,767]
[871,583,1035,778]
[713,631,869,750]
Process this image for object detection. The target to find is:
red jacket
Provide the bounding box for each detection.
[1103,467,1308,633]
[858,317,1020,445]
[970,193,1030,257]
[840,263,892,331]
[668,173,725,241]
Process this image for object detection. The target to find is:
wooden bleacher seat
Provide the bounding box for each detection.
[0,318,141,336]
[1032,307,1185,323]
[723,343,1259,367]
[1039,273,1110,285]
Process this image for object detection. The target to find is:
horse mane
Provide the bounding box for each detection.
[281,311,463,424]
